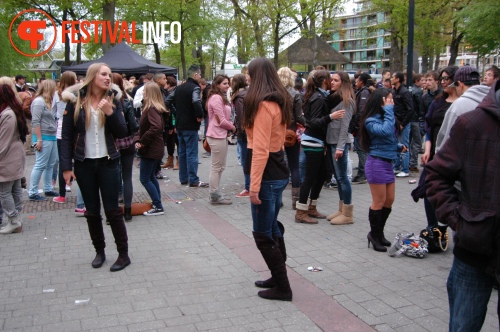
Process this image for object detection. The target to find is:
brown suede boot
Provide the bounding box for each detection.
[161,155,174,168]
[308,199,326,219]
[173,156,179,170]
[295,203,318,224]
[327,200,343,221]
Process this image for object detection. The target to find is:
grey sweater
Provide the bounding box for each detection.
[326,99,355,150]
[31,96,57,137]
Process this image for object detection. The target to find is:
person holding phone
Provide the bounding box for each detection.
[60,63,130,271]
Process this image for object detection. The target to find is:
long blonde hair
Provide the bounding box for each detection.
[142,82,167,114]
[0,76,22,104]
[74,63,113,128]
[277,67,294,89]
[35,80,56,109]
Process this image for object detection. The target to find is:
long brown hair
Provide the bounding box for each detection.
[331,71,355,109]
[303,70,331,107]
[58,71,77,98]
[230,74,247,102]
[242,57,292,128]
[207,74,230,106]
[358,88,392,152]
[0,84,29,142]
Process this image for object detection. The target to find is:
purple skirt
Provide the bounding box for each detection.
[365,155,395,184]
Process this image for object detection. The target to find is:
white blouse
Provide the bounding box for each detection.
[84,106,108,159]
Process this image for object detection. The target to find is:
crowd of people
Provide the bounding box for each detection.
[0,60,498,330]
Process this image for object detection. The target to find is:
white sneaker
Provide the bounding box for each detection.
[396,172,410,177]
[65,185,71,192]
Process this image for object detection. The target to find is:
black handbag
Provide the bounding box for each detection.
[419,225,449,253]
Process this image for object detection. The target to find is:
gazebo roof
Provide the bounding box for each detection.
[286,35,350,65]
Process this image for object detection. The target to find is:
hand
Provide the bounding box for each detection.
[249,191,261,205]
[383,97,394,106]
[135,142,142,150]
[330,110,345,120]
[63,170,76,186]
[98,96,113,116]
[335,149,343,161]
[35,140,43,151]
[196,117,203,123]
[421,152,430,165]
[401,145,408,153]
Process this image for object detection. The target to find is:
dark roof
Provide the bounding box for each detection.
[61,42,177,75]
[286,35,350,65]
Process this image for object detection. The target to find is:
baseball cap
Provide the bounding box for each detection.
[15,74,26,81]
[449,66,480,87]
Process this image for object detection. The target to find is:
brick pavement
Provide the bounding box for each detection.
[0,144,497,332]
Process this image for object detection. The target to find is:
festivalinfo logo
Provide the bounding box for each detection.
[9,8,182,57]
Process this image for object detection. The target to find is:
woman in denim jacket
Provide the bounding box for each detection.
[359,89,406,252]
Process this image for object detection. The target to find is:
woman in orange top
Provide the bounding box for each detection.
[243,58,292,301]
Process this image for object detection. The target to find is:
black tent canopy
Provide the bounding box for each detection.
[61,42,177,76]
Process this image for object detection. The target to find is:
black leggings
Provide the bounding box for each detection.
[120,153,134,208]
[166,131,178,156]
[299,148,327,204]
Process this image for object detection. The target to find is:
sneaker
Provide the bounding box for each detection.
[143,207,164,216]
[65,185,71,192]
[202,152,211,158]
[210,196,232,205]
[352,176,367,184]
[236,189,250,198]
[29,194,47,201]
[396,171,410,177]
[75,207,86,215]
[53,196,66,204]
[393,169,401,174]
[44,191,59,197]
[189,181,208,188]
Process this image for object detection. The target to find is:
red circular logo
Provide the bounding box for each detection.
[9,9,57,57]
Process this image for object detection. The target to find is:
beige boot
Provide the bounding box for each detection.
[291,188,299,210]
[173,156,179,170]
[327,200,343,221]
[0,215,22,234]
[308,199,326,219]
[330,204,354,225]
[161,155,174,168]
[295,203,318,224]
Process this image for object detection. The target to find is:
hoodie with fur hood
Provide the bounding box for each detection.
[435,84,490,152]
[59,83,127,172]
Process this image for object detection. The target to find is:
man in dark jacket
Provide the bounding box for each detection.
[165,65,208,187]
[425,80,500,332]
[352,72,371,184]
[391,71,413,177]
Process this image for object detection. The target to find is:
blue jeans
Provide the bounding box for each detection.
[177,129,200,184]
[353,137,367,177]
[140,157,163,209]
[237,137,250,191]
[393,123,410,173]
[29,139,58,196]
[329,144,352,204]
[74,157,120,215]
[447,257,497,332]
[251,178,288,239]
[76,187,85,209]
[285,141,300,188]
[410,121,422,168]
[299,148,306,184]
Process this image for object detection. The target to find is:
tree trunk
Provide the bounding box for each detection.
[102,0,115,54]
[180,29,186,79]
[390,34,402,72]
[448,22,464,66]
[273,14,281,68]
[63,10,70,66]
[153,43,161,64]
[221,36,230,70]
[434,50,440,70]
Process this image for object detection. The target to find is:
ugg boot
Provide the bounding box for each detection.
[367,208,387,252]
[253,232,292,301]
[173,156,179,170]
[0,214,22,234]
[330,204,354,225]
[380,207,392,246]
[255,222,286,289]
[106,208,131,272]
[308,199,326,219]
[295,203,318,224]
[86,213,106,268]
[291,188,299,210]
[161,155,174,168]
[327,200,343,221]
[124,207,132,222]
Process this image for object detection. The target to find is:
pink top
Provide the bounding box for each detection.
[206,94,235,139]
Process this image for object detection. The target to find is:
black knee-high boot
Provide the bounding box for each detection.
[106,208,131,272]
[255,221,286,288]
[367,208,387,252]
[86,213,106,268]
[380,207,392,246]
[253,231,292,301]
